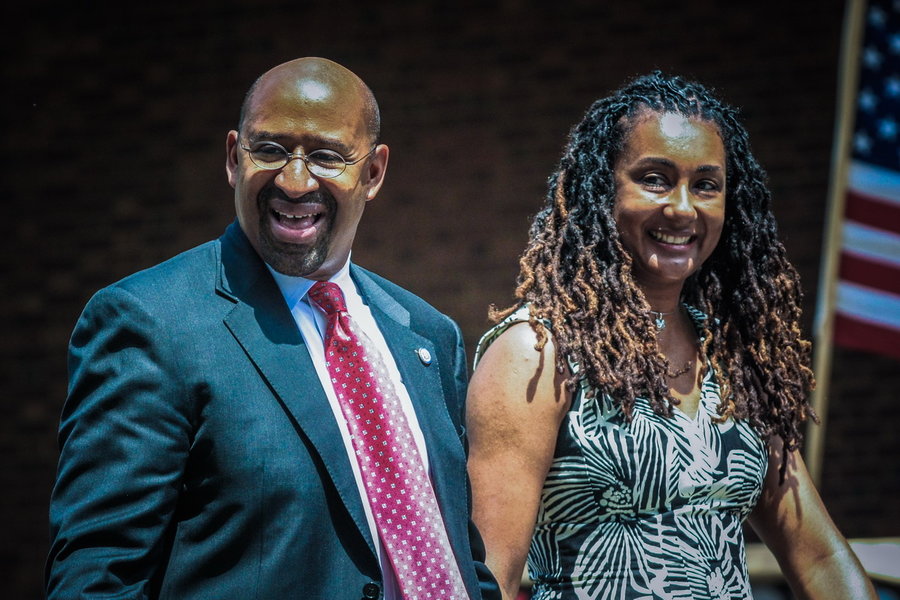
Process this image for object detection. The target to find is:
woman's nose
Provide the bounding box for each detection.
[664,184,696,220]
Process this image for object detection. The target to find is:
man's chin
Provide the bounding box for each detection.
[259,240,327,278]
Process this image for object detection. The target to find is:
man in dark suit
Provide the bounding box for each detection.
[46,57,499,600]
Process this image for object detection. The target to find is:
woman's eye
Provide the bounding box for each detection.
[641,174,668,189]
[695,179,721,193]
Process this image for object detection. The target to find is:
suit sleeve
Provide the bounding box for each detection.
[448,319,502,600]
[46,285,193,599]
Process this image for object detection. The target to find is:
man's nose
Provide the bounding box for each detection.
[274,158,319,198]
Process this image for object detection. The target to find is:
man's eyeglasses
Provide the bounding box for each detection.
[239,140,376,179]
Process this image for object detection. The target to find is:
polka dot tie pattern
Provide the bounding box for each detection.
[308,282,469,600]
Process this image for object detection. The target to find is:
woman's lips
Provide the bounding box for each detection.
[649,230,695,245]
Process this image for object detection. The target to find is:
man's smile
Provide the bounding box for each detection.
[272,207,324,230]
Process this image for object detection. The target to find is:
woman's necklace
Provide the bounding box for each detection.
[651,305,693,377]
[650,309,677,330]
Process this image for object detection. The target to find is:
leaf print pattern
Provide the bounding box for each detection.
[474,306,769,600]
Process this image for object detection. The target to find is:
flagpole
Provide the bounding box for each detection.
[808,0,867,487]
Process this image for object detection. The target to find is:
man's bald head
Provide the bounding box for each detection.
[237,57,381,144]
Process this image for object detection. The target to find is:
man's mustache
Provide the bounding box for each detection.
[259,186,335,208]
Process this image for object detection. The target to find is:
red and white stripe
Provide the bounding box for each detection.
[834,160,900,359]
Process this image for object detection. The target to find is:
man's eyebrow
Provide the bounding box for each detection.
[246,130,355,156]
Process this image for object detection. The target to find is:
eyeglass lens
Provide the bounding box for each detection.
[246,142,348,178]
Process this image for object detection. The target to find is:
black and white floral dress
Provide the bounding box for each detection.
[474,306,769,600]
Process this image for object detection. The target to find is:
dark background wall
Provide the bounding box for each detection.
[3,1,898,597]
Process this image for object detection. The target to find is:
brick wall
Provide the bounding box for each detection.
[4,1,898,596]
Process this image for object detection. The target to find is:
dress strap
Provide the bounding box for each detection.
[473,305,588,379]
[473,305,533,370]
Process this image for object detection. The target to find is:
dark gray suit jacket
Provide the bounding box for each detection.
[47,222,499,600]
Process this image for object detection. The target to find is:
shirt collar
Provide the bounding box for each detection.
[266,254,354,310]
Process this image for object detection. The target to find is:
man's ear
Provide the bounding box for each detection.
[364,144,390,201]
[225,130,240,188]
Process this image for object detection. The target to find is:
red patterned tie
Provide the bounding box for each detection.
[308,281,468,599]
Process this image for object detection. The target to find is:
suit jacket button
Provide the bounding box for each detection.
[362,581,381,599]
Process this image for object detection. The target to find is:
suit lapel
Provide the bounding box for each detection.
[351,267,470,561]
[212,229,469,571]
[216,224,377,558]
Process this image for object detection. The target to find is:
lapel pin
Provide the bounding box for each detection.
[416,347,432,366]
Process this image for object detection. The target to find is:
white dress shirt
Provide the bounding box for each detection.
[268,257,430,600]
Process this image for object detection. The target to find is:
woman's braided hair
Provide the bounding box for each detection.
[494,71,816,465]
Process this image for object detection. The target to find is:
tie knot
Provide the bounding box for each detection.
[308,281,347,316]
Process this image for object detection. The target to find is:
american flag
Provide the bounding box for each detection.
[830,0,900,360]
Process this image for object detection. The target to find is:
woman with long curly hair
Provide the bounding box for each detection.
[467,72,875,600]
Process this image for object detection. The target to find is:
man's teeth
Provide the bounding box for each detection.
[650,231,692,244]
[275,209,320,220]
